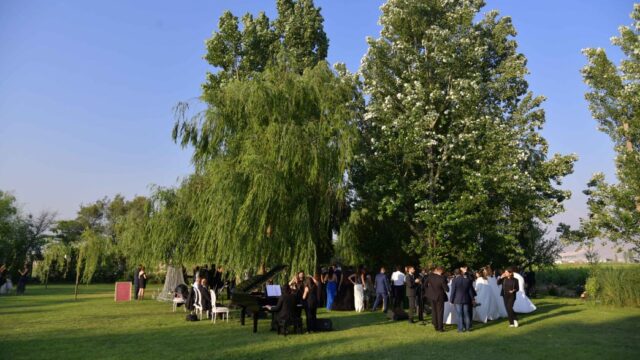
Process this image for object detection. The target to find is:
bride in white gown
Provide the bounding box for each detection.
[488,268,508,319]
[443,277,457,325]
[473,268,500,322]
[513,272,536,313]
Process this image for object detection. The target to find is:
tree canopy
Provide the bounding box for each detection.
[561,4,640,256]
[159,0,361,275]
[339,0,576,269]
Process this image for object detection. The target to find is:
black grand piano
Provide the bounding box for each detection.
[230,265,288,333]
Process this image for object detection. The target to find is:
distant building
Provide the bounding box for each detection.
[556,242,637,264]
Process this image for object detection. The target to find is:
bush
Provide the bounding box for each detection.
[586,266,640,307]
[537,265,591,288]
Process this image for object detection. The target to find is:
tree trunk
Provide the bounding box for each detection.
[623,122,639,212]
[44,270,49,290]
[74,269,80,300]
[623,122,633,152]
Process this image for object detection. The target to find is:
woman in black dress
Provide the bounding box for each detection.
[332,267,355,311]
[302,276,319,333]
[137,266,147,300]
[17,265,29,295]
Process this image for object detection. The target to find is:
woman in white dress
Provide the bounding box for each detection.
[488,267,508,318]
[473,268,500,323]
[513,272,536,313]
[444,273,457,325]
[349,268,366,312]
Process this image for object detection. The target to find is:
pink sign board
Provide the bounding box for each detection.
[114,282,132,302]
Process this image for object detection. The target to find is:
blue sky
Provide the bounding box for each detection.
[0,0,635,228]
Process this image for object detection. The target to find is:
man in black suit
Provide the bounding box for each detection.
[460,265,476,325]
[425,266,449,332]
[197,278,212,313]
[405,266,419,323]
[133,265,141,300]
[450,269,476,333]
[498,267,520,328]
[266,284,299,325]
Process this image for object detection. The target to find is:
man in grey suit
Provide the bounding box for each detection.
[371,267,391,312]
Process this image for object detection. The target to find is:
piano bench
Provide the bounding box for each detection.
[277,318,303,336]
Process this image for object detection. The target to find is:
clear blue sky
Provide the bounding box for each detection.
[0,0,635,228]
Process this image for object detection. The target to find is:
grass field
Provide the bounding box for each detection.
[1,284,639,360]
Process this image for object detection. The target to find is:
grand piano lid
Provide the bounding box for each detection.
[233,265,288,294]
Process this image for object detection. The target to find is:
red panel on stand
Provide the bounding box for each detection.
[114,282,132,302]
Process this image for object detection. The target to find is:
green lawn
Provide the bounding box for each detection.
[1,284,639,360]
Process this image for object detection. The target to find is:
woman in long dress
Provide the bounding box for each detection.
[473,267,500,322]
[489,267,508,318]
[513,272,537,313]
[323,268,337,311]
[349,268,366,312]
[444,273,457,325]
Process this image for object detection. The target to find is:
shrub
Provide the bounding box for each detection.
[537,266,591,288]
[586,266,640,307]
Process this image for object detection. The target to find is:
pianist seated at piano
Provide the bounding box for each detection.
[265,284,299,325]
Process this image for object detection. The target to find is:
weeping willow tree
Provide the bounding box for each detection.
[74,229,111,300]
[118,186,196,268]
[33,242,70,289]
[170,1,362,275]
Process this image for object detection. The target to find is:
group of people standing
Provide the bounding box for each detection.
[367,264,536,332]
[0,264,30,295]
[265,263,536,334]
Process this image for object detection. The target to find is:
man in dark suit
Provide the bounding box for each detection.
[450,269,476,332]
[133,265,141,300]
[371,267,391,312]
[425,266,449,332]
[266,285,299,326]
[498,267,520,328]
[460,265,476,325]
[197,278,212,313]
[405,266,419,323]
[417,266,429,322]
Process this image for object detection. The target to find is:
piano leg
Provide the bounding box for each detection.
[240,308,246,326]
[252,312,259,333]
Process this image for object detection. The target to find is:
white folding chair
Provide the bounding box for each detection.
[210,289,230,324]
[194,287,204,320]
[172,292,186,312]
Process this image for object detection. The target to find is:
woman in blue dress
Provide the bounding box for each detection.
[323,267,337,311]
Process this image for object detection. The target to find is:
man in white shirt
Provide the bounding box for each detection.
[390,266,405,310]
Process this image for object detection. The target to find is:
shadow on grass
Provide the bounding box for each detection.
[2,314,638,360]
[2,287,639,360]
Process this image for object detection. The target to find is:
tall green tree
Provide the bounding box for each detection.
[561,4,640,255]
[345,0,575,268]
[73,229,111,300]
[0,190,56,274]
[170,1,360,275]
[32,242,70,289]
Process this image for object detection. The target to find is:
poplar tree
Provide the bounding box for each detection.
[347,0,576,268]
[561,4,640,255]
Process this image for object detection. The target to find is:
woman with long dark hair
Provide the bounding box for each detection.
[302,276,318,332]
[323,267,337,311]
[349,267,366,312]
[17,265,29,295]
[137,266,147,300]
